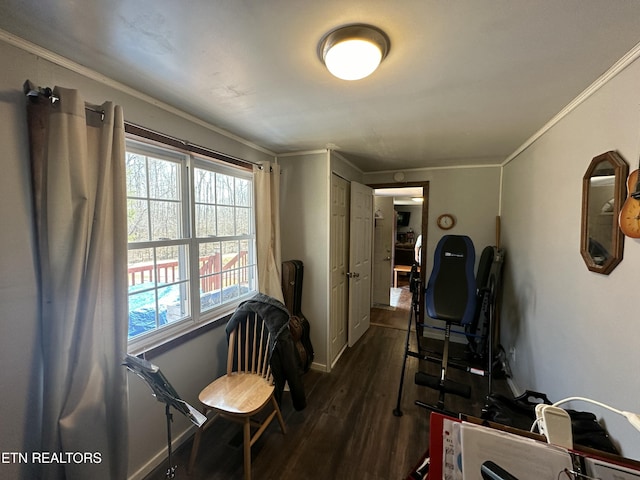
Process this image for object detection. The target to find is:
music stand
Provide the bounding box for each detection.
[124,355,206,479]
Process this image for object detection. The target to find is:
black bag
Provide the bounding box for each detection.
[482,390,620,455]
[482,390,551,431]
[566,409,620,454]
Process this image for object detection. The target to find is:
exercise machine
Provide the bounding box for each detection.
[392,234,505,417]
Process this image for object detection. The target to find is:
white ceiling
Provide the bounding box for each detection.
[3,1,640,172]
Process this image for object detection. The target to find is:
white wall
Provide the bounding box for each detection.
[500,55,640,460]
[365,166,502,281]
[0,38,274,480]
[365,167,502,338]
[278,152,331,370]
[277,150,364,371]
[330,150,364,185]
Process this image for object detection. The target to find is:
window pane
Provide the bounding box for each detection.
[216,206,235,236]
[126,153,147,197]
[236,267,253,297]
[237,240,255,294]
[200,274,222,312]
[128,248,155,290]
[216,173,234,205]
[150,200,181,240]
[148,157,180,200]
[220,240,251,301]
[199,242,222,313]
[127,244,190,340]
[235,207,250,235]
[159,283,190,324]
[195,204,216,237]
[126,139,256,348]
[235,178,250,207]
[239,239,250,256]
[156,245,188,285]
[194,168,216,203]
[128,289,158,338]
[127,199,150,242]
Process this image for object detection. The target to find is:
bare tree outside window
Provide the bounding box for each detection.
[125,141,256,350]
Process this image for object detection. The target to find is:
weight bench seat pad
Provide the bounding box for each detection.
[425,235,476,325]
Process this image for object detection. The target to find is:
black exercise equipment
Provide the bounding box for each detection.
[393,262,423,417]
[392,234,505,417]
[415,234,477,414]
[419,235,505,414]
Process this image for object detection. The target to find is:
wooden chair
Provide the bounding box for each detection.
[188,313,286,479]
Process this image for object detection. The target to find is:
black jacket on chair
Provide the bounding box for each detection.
[226,293,307,410]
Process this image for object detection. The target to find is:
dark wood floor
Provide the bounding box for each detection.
[144,281,510,480]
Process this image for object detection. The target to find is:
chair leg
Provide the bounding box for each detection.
[188,407,214,474]
[188,424,203,475]
[243,418,252,480]
[272,396,287,434]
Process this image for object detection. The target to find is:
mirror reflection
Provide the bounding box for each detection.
[587,164,615,264]
[580,151,628,275]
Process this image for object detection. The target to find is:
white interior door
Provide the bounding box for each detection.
[372,196,394,305]
[329,174,349,365]
[348,181,373,346]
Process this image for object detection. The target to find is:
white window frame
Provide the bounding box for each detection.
[125,137,257,354]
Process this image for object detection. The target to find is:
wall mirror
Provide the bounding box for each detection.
[580,151,628,275]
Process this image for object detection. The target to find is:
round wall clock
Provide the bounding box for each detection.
[437,213,456,230]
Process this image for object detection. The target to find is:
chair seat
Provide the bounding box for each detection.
[199,373,275,416]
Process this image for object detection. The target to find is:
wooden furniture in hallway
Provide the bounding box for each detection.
[394,264,419,288]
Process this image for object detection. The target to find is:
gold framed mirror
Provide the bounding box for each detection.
[580,151,628,275]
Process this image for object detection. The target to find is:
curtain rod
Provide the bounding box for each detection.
[124,121,263,169]
[23,80,105,120]
[23,81,267,170]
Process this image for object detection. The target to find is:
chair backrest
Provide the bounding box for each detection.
[227,313,272,382]
[425,235,477,325]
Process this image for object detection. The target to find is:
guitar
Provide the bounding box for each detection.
[619,168,640,238]
[282,260,314,372]
[288,315,311,371]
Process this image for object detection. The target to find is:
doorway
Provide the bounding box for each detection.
[370,182,429,329]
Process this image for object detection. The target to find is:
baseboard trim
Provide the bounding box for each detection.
[329,345,348,371]
[311,359,328,372]
[127,424,196,480]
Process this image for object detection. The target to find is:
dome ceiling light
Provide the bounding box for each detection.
[318,24,390,81]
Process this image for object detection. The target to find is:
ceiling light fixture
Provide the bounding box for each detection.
[318,24,390,81]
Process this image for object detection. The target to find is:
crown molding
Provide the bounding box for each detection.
[503,39,640,166]
[0,28,275,157]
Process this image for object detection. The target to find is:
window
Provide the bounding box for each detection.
[125,138,256,352]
